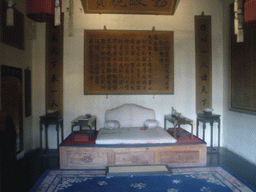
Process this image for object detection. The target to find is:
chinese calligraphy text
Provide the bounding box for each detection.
[84,30,174,95]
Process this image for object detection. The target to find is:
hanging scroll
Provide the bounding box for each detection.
[230,4,256,115]
[195,14,212,112]
[84,30,174,95]
[45,13,64,113]
[81,0,178,15]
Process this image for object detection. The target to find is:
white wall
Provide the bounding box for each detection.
[2,0,255,166]
[222,0,256,165]
[35,0,224,149]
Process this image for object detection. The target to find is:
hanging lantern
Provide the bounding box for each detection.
[6,0,14,26]
[26,0,62,23]
[244,0,256,27]
[234,0,244,42]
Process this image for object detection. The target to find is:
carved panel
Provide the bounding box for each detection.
[115,151,155,165]
[67,152,108,167]
[160,151,199,163]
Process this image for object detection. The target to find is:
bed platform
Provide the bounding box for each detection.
[59,129,207,169]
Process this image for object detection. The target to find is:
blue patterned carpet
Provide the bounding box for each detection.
[30,166,255,192]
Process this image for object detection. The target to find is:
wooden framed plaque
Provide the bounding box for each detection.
[81,0,178,15]
[230,4,256,115]
[45,14,64,113]
[195,15,212,112]
[84,30,174,95]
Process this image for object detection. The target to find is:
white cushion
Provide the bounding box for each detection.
[96,127,177,144]
[105,120,120,129]
[144,119,158,129]
[105,104,155,128]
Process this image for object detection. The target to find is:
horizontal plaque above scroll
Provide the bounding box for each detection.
[81,0,178,15]
[84,30,174,95]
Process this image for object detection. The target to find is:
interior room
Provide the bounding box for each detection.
[1,0,256,191]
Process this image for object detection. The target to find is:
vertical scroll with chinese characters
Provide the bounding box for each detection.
[84,30,174,95]
[45,13,64,113]
[195,14,212,112]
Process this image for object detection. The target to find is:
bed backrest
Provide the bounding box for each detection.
[105,104,155,128]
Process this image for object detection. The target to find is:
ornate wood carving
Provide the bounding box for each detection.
[81,155,93,163]
[160,151,199,163]
[67,151,108,167]
[60,144,207,169]
[115,151,155,165]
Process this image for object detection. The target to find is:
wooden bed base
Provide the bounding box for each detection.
[60,143,207,169]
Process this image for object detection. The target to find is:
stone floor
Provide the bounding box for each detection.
[1,147,256,191]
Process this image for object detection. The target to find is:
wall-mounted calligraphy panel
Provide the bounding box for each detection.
[45,14,64,113]
[81,0,177,15]
[84,30,174,95]
[230,4,256,115]
[195,15,212,112]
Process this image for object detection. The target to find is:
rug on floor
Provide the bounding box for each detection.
[30,166,255,192]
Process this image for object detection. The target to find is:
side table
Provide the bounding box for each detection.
[196,113,221,151]
[40,112,63,151]
[71,115,96,141]
[164,115,194,139]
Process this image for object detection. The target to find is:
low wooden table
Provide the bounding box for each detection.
[40,112,63,151]
[164,115,194,139]
[196,113,221,151]
[71,115,96,141]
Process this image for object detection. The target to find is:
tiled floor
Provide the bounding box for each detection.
[2,147,256,191]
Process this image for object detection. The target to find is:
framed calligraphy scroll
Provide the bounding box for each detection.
[230,4,256,115]
[45,14,64,113]
[84,30,174,95]
[195,14,212,112]
[81,0,177,15]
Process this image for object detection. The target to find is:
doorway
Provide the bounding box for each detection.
[1,65,23,153]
